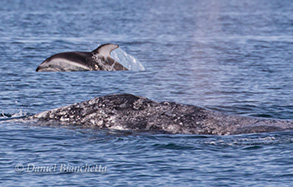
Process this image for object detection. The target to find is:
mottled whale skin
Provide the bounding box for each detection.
[36,43,128,72]
[26,94,293,135]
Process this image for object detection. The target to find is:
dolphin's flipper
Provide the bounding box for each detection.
[92,43,119,57]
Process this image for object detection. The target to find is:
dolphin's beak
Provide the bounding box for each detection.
[36,64,47,72]
[36,66,41,72]
[36,60,48,72]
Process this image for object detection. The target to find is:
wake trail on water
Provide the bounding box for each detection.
[0,110,30,122]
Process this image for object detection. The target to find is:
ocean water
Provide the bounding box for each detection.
[0,0,293,186]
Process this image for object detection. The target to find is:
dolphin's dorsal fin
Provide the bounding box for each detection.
[92,43,119,56]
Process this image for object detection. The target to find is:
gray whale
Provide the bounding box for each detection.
[26,94,293,135]
[36,43,128,72]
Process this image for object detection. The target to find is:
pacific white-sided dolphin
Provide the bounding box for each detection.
[24,94,293,135]
[36,43,128,72]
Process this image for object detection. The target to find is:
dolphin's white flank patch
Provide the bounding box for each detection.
[48,58,91,70]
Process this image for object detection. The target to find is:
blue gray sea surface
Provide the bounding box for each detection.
[1,0,293,186]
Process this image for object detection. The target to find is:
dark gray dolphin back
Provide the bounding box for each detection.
[36,52,93,72]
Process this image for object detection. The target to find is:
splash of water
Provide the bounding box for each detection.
[0,109,28,121]
[111,48,145,71]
